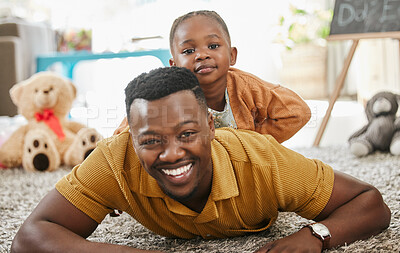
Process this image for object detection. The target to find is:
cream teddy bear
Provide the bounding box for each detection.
[0,72,102,172]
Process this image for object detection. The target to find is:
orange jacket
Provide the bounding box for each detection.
[227,68,311,143]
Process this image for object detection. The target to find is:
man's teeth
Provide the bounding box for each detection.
[162,164,192,176]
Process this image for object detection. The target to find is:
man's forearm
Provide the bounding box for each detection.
[11,220,158,253]
[255,183,391,253]
[319,187,391,249]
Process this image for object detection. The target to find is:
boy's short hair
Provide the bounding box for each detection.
[125,66,208,121]
[169,10,231,49]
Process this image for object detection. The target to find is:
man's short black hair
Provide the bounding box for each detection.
[125,66,207,122]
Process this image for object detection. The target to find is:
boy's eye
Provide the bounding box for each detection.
[182,48,195,55]
[209,44,219,50]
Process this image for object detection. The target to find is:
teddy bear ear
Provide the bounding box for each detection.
[365,94,379,121]
[9,80,26,107]
[67,80,77,98]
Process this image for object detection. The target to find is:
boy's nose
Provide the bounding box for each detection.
[159,140,185,162]
[195,50,210,61]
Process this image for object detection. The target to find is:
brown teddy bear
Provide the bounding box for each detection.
[349,91,400,157]
[0,72,102,172]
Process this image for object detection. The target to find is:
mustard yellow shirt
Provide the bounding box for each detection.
[56,128,334,239]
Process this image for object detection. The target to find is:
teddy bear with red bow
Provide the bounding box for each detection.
[0,72,102,172]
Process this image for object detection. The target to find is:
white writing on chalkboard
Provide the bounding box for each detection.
[337,0,398,26]
[330,0,400,35]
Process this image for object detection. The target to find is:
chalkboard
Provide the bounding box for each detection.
[330,0,400,38]
[315,0,400,146]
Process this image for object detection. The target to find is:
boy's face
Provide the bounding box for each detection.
[129,91,215,203]
[169,15,237,88]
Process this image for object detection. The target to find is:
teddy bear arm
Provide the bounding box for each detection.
[348,124,369,142]
[393,117,400,130]
[390,130,400,155]
[0,125,29,167]
[64,121,87,134]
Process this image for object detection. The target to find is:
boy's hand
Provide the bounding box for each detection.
[113,117,129,135]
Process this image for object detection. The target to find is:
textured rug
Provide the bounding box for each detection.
[1,146,399,252]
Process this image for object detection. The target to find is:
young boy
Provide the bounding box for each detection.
[114,10,311,143]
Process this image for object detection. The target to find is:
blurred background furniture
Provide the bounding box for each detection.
[0,17,56,116]
[37,49,171,79]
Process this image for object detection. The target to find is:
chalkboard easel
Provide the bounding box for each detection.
[313,0,400,147]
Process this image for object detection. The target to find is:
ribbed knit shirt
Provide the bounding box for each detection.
[226,68,311,143]
[56,128,334,239]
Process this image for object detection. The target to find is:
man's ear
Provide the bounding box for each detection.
[207,112,215,139]
[230,47,238,66]
[169,58,176,66]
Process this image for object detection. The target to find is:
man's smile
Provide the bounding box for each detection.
[161,163,194,181]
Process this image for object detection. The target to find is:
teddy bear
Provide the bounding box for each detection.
[0,71,102,172]
[348,91,400,157]
[390,116,400,155]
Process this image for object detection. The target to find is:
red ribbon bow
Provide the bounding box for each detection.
[35,109,65,141]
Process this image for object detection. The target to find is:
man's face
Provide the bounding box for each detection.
[129,91,215,202]
[170,15,237,88]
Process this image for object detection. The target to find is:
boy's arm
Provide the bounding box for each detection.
[64,121,87,134]
[255,171,391,252]
[258,86,311,143]
[11,189,162,253]
[113,117,129,135]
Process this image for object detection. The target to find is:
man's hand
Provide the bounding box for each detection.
[254,227,322,253]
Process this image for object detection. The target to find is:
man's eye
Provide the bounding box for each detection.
[209,44,219,50]
[182,48,195,54]
[180,131,196,139]
[141,139,160,146]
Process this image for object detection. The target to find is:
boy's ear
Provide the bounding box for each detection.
[230,47,238,66]
[169,58,176,66]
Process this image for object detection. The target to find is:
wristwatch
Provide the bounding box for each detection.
[306,223,331,250]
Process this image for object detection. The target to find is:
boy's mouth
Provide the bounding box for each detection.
[195,64,215,74]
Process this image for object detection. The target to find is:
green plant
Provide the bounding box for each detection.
[276,5,332,50]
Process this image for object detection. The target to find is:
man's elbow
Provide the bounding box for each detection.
[368,187,391,232]
[11,231,25,253]
[11,224,38,253]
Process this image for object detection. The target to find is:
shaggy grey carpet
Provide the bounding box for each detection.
[1,146,399,252]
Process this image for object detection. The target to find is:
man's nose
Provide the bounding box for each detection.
[159,140,185,162]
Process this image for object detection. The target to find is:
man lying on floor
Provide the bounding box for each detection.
[12,67,391,253]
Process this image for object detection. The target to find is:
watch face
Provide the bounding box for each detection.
[312,223,331,237]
